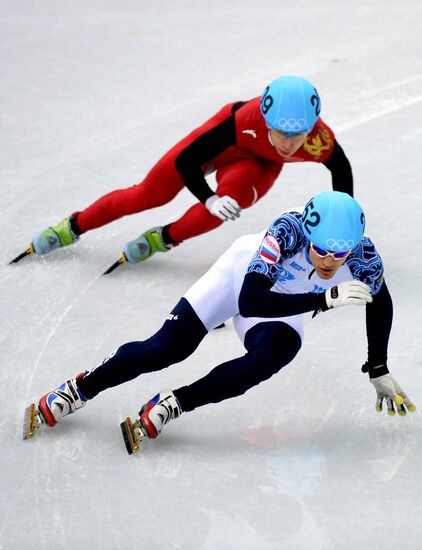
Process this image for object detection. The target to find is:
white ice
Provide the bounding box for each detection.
[1,1,422,549]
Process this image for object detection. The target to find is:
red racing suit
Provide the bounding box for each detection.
[75,97,352,244]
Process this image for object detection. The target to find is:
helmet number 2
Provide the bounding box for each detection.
[302,200,321,235]
[311,89,321,117]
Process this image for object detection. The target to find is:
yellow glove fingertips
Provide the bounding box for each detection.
[393,395,404,405]
[388,409,396,417]
[375,404,382,412]
[408,404,417,412]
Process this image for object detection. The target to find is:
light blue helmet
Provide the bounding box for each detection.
[260,75,321,134]
[301,191,365,252]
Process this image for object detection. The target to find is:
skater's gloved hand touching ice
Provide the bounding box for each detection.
[362,362,416,416]
[205,194,241,221]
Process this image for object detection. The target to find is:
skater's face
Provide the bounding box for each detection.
[267,128,308,158]
[309,243,350,279]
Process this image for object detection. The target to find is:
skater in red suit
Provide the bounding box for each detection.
[28,75,354,266]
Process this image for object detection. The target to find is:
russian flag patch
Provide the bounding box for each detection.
[259,234,280,264]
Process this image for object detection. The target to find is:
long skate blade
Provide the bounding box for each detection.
[23,403,42,440]
[120,417,143,455]
[9,245,35,264]
[103,254,128,275]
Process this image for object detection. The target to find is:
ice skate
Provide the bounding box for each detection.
[23,403,43,440]
[139,390,182,439]
[124,226,171,263]
[23,374,87,439]
[9,244,35,264]
[120,417,144,455]
[120,390,182,455]
[32,216,80,255]
[103,226,172,274]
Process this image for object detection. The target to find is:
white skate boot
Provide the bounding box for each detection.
[120,390,183,454]
[139,390,183,439]
[38,374,87,427]
[23,373,87,439]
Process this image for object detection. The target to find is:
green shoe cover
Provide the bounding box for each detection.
[124,226,171,263]
[32,217,79,255]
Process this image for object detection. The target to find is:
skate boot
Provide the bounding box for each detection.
[38,373,87,427]
[123,226,171,263]
[139,390,183,439]
[32,216,80,255]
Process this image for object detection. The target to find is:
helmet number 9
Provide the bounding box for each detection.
[302,200,321,235]
[261,86,273,114]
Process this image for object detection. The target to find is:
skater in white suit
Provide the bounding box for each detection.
[27,191,415,449]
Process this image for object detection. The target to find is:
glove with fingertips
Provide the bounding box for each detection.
[362,362,417,416]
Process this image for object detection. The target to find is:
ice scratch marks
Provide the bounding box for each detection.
[24,275,100,403]
[336,74,422,133]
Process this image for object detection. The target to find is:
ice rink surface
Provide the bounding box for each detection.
[1,1,422,548]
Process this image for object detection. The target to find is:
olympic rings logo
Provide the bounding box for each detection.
[276,117,307,132]
[325,238,355,251]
